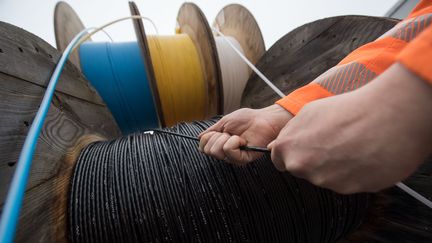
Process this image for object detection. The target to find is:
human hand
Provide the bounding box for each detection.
[199,104,293,164]
[268,63,432,194]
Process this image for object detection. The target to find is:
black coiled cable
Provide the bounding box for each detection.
[69,119,370,242]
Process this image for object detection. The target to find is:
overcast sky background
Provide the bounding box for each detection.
[0,0,398,48]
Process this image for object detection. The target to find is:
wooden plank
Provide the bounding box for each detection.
[0,72,116,242]
[0,72,119,199]
[0,21,103,105]
[0,22,120,242]
[241,16,398,108]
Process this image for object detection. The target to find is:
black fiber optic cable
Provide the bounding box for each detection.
[69,119,370,243]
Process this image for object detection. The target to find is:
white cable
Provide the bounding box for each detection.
[0,15,170,243]
[98,29,114,42]
[215,36,250,113]
[54,14,432,211]
[73,15,157,51]
[143,18,159,35]
[212,24,432,210]
[396,182,432,209]
[212,27,286,98]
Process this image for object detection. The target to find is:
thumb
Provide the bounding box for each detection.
[267,140,275,150]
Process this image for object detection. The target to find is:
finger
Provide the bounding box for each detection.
[267,140,275,150]
[209,133,231,160]
[279,152,313,180]
[270,140,287,172]
[199,131,216,153]
[271,146,310,177]
[286,161,311,180]
[203,132,224,155]
[223,135,252,165]
[199,118,226,138]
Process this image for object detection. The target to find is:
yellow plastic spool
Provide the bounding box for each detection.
[147,34,207,127]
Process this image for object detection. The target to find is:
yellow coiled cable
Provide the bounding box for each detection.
[147,34,207,126]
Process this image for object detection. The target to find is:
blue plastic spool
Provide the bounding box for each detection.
[79,41,160,134]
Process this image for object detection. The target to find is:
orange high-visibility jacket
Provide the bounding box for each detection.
[276,0,432,115]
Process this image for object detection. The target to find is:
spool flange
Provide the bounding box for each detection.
[54,1,90,70]
[213,4,265,68]
[241,16,398,108]
[177,2,223,117]
[0,20,120,242]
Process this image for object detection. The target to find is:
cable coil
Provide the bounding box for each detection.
[80,41,160,134]
[215,36,250,114]
[79,21,259,133]
[69,119,370,242]
[147,34,207,126]
[79,34,207,133]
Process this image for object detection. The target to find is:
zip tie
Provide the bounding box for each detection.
[212,26,286,98]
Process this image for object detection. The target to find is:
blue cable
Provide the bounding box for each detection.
[0,28,93,243]
[79,41,160,134]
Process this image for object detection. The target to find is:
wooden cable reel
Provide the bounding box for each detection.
[2,5,431,242]
[213,4,265,113]
[0,21,120,242]
[53,1,266,132]
[240,15,432,242]
[241,16,399,108]
[54,1,221,131]
[0,1,263,241]
[213,4,265,70]
[175,2,222,118]
[54,1,89,70]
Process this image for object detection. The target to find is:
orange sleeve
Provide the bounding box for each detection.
[407,0,432,19]
[397,25,432,84]
[276,84,333,115]
[276,0,432,115]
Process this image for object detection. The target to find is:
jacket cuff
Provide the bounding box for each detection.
[275,83,333,115]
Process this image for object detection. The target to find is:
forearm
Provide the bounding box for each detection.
[269,62,432,194]
[360,63,432,155]
[259,104,294,132]
[276,2,432,115]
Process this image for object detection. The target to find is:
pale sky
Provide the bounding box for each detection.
[0,0,398,48]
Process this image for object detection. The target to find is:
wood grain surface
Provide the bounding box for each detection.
[0,21,120,242]
[213,4,265,66]
[54,1,89,70]
[241,16,398,108]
